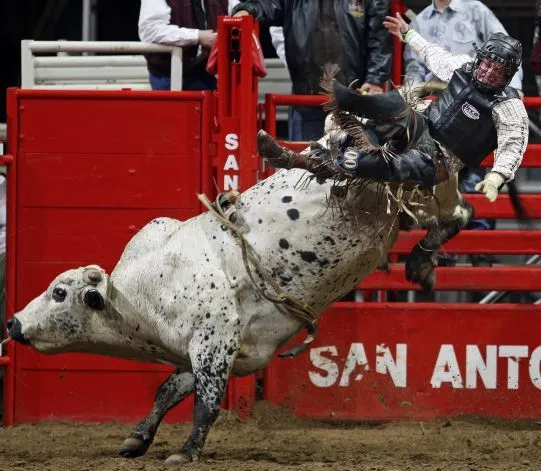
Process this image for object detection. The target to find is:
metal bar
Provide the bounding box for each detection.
[480,145,541,167]
[20,40,34,89]
[393,230,541,254]
[266,93,327,107]
[264,94,277,137]
[524,96,541,108]
[27,41,177,54]
[478,255,541,304]
[461,194,541,219]
[169,47,183,91]
[390,0,403,86]
[31,83,151,90]
[34,55,147,67]
[82,0,91,41]
[35,67,150,81]
[359,266,541,291]
[3,88,18,426]
[15,89,204,100]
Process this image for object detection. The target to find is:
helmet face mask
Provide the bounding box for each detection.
[471,33,522,93]
[473,57,508,90]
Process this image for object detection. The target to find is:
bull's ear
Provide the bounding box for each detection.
[84,289,105,311]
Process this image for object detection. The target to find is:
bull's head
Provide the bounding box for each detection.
[7,265,110,353]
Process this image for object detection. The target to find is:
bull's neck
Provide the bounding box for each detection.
[83,285,161,358]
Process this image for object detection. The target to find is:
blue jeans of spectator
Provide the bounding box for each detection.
[149,71,217,91]
[459,169,495,231]
[288,106,326,141]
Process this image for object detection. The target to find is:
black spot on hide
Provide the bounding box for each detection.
[281,196,292,203]
[258,219,263,224]
[324,236,336,246]
[287,209,300,221]
[279,239,289,250]
[299,251,317,263]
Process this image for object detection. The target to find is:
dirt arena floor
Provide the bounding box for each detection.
[1,402,540,471]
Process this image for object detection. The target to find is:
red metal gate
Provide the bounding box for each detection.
[3,89,213,424]
[1,15,263,425]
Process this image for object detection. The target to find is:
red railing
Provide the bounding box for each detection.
[0,89,18,426]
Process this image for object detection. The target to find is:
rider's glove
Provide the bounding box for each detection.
[474,172,505,203]
[334,147,365,176]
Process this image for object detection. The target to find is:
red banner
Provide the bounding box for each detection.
[265,303,541,420]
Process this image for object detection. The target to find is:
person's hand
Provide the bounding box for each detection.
[233,10,250,17]
[474,172,505,203]
[358,83,384,95]
[383,12,410,41]
[199,30,217,49]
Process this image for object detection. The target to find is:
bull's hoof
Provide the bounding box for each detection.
[118,437,151,458]
[405,245,437,293]
[164,453,193,465]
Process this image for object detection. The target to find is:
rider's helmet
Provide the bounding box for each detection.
[472,33,522,93]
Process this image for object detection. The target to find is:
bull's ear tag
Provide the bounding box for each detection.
[84,289,105,311]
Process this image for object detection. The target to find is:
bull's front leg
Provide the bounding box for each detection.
[165,331,241,464]
[406,198,473,292]
[118,369,194,458]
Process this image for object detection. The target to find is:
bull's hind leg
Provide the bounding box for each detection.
[406,174,473,291]
[118,369,194,458]
[165,333,241,464]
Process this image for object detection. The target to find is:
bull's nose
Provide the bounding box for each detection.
[7,318,30,345]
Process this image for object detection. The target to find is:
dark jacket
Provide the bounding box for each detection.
[147,0,229,78]
[232,0,392,95]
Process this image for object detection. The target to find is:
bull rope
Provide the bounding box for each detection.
[197,192,319,358]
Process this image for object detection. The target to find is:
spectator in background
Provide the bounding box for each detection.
[404,0,524,267]
[232,1,392,141]
[405,0,523,95]
[138,0,239,91]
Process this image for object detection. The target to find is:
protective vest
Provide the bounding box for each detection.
[426,64,519,167]
[146,0,229,78]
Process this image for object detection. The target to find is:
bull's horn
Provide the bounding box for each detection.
[83,267,103,285]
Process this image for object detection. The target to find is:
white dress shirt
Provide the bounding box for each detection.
[138,0,240,46]
[407,30,529,181]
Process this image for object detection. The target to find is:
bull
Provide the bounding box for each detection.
[7,130,471,464]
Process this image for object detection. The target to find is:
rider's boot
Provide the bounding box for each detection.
[257,130,336,178]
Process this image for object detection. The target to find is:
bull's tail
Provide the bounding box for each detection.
[507,180,530,224]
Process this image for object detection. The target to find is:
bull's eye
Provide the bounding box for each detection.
[52,287,67,302]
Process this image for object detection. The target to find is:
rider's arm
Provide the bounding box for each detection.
[491,98,529,181]
[404,30,472,83]
[231,0,284,25]
[403,17,427,85]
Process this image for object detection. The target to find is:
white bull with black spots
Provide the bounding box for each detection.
[7,135,472,464]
